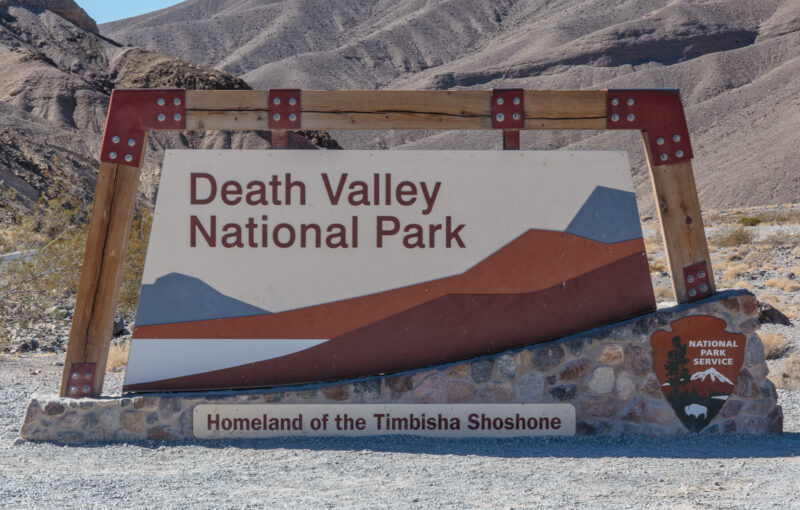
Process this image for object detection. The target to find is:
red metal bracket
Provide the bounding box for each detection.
[99,89,186,168]
[683,260,712,302]
[606,89,693,166]
[65,363,96,398]
[269,89,301,130]
[492,89,524,129]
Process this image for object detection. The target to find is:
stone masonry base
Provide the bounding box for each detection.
[20,290,782,443]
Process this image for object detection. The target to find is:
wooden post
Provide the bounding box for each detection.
[60,161,142,397]
[643,150,715,304]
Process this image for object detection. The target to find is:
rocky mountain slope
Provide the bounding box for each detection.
[0,1,332,218]
[103,0,800,212]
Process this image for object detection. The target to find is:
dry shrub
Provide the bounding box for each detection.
[786,283,800,292]
[792,265,800,276]
[791,246,800,258]
[761,332,790,360]
[738,216,761,226]
[708,226,755,247]
[106,342,130,372]
[723,263,748,281]
[649,258,665,273]
[762,232,800,247]
[653,285,673,302]
[774,355,800,390]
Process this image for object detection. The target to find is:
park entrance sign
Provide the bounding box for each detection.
[124,150,655,391]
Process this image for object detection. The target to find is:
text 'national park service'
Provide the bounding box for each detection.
[188,172,467,249]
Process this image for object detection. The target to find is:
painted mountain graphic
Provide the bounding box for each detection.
[135,272,270,326]
[690,367,733,385]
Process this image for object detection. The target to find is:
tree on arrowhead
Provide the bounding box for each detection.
[665,335,690,396]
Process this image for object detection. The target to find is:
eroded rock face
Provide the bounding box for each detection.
[1,0,98,33]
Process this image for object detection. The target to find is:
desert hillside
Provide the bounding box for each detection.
[103,0,800,212]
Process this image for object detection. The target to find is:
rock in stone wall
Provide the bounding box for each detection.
[19,290,781,442]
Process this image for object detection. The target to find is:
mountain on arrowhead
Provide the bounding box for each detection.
[690,367,734,386]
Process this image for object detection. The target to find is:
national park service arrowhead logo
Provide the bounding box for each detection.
[651,315,745,432]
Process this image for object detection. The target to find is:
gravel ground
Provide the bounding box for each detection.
[2,353,800,509]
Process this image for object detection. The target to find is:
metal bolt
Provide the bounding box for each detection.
[512,112,521,120]
[673,134,681,142]
[660,153,668,161]
[174,113,182,121]
[71,372,79,379]
[512,97,520,105]
[82,385,90,393]
[611,98,619,106]
[689,289,697,297]
[676,150,684,158]
[157,98,165,106]
[124,154,133,163]
[657,137,665,145]
[273,113,281,121]
[111,136,120,144]
[85,372,92,379]
[109,151,117,159]
[158,113,166,122]
[289,98,297,106]
[700,284,709,292]
[687,274,695,283]
[698,270,706,279]
[611,114,619,122]
[627,113,635,122]
[495,113,505,122]
[173,98,181,106]
[272,97,280,105]
[70,386,77,393]
[289,113,297,122]
[627,98,635,106]
[127,138,136,147]
[496,97,504,105]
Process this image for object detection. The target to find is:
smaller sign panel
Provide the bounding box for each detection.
[651,315,745,432]
[193,404,575,439]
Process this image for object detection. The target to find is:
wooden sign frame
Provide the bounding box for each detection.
[60,88,715,398]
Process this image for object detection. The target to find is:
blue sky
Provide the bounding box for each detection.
[75,1,185,24]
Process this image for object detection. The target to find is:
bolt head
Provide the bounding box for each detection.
[660,153,668,161]
[273,113,281,121]
[82,385,90,393]
[289,98,297,106]
[611,114,619,122]
[496,97,504,105]
[272,97,280,105]
[673,134,681,142]
[174,113,182,122]
[495,113,504,122]
[124,154,133,163]
[512,112,521,120]
[611,98,619,106]
[627,113,635,122]
[173,97,181,106]
[676,150,684,158]
[158,113,166,122]
[689,289,697,297]
[157,98,165,106]
[111,136,120,144]
[627,98,635,106]
[700,284,709,292]
[698,270,706,279]
[656,137,665,145]
[69,386,77,393]
[71,372,79,379]
[109,151,117,159]
[512,97,520,105]
[127,138,136,147]
[85,372,92,378]
[289,113,297,122]
[687,274,695,283]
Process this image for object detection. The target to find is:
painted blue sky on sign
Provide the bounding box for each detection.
[76,1,184,24]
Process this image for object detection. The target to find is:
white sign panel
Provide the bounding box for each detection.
[193,404,576,438]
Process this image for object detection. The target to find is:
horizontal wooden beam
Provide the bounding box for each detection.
[185,90,607,131]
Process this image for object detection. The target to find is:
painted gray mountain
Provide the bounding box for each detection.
[103,0,800,212]
[135,272,269,326]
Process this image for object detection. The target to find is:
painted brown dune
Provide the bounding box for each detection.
[125,251,655,391]
[134,230,647,341]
